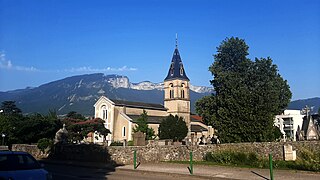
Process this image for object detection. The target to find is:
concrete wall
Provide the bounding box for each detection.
[12,141,320,165]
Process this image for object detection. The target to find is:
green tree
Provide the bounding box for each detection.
[14,113,60,144]
[0,105,61,145]
[63,112,110,143]
[133,110,155,140]
[0,101,22,116]
[196,37,292,143]
[158,114,188,141]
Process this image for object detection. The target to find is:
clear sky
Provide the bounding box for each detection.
[0,0,319,100]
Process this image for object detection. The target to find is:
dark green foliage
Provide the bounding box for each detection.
[37,138,53,153]
[133,110,155,140]
[196,37,292,143]
[158,114,188,141]
[271,126,283,141]
[0,101,22,116]
[0,103,61,145]
[204,150,320,171]
[15,113,61,144]
[110,141,123,146]
[66,111,86,120]
[204,151,259,166]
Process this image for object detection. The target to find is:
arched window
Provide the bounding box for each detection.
[181,90,185,98]
[181,83,185,98]
[169,83,174,99]
[170,63,174,76]
[101,105,107,120]
[122,127,126,137]
[180,64,184,76]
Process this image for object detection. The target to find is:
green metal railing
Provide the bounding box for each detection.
[269,153,274,180]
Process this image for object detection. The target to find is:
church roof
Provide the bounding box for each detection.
[127,114,165,124]
[164,48,190,81]
[111,99,167,111]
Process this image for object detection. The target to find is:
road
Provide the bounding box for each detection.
[44,163,226,180]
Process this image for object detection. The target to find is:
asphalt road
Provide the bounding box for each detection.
[44,163,226,180]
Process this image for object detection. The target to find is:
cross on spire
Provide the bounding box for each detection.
[175,33,178,48]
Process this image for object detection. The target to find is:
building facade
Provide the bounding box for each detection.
[274,110,304,141]
[93,43,213,145]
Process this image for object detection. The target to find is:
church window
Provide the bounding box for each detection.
[170,90,174,99]
[101,105,107,120]
[122,127,126,137]
[169,83,174,99]
[181,83,185,99]
[170,63,174,76]
[180,64,184,75]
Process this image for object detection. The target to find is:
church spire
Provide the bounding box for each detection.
[164,35,189,81]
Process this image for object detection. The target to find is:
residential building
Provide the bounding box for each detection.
[274,110,304,141]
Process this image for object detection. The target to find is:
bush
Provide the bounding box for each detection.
[204,151,259,166]
[127,140,134,146]
[110,141,123,146]
[204,149,320,172]
[37,138,52,153]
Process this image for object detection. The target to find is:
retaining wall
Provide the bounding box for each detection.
[12,141,320,165]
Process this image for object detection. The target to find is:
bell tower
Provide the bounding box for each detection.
[164,37,191,133]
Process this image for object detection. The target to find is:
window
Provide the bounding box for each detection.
[101,105,107,120]
[181,90,185,98]
[169,83,174,99]
[180,64,184,75]
[170,63,174,76]
[170,90,174,99]
[122,127,126,137]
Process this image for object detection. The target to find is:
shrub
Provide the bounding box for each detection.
[37,138,52,153]
[127,140,134,146]
[204,151,259,166]
[110,141,123,146]
[204,149,320,172]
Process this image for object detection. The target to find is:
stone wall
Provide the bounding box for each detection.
[12,141,320,165]
[12,144,48,159]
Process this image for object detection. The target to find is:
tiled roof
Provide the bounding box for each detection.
[111,99,167,111]
[164,48,189,81]
[191,115,203,122]
[127,114,165,124]
[191,124,208,132]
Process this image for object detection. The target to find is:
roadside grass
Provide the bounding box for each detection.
[166,149,320,172]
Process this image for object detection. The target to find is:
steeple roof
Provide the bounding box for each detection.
[164,47,189,81]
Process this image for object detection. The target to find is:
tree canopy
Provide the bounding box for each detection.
[62,112,110,143]
[0,102,61,145]
[0,101,22,116]
[133,110,155,140]
[196,37,291,143]
[158,114,188,141]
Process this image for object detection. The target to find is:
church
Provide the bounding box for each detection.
[93,41,213,145]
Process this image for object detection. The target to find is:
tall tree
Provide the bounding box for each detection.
[158,114,188,142]
[196,37,291,143]
[133,110,155,140]
[0,101,22,116]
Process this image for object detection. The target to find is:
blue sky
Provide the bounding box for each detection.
[0,0,319,100]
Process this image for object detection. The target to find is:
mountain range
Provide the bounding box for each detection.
[0,73,214,115]
[0,73,318,116]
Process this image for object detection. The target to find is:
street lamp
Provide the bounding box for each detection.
[1,133,5,146]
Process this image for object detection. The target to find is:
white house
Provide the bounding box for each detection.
[275,110,304,141]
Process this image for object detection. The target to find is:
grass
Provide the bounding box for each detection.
[166,149,320,172]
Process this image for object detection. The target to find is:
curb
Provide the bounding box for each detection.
[39,160,117,171]
[116,167,234,180]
